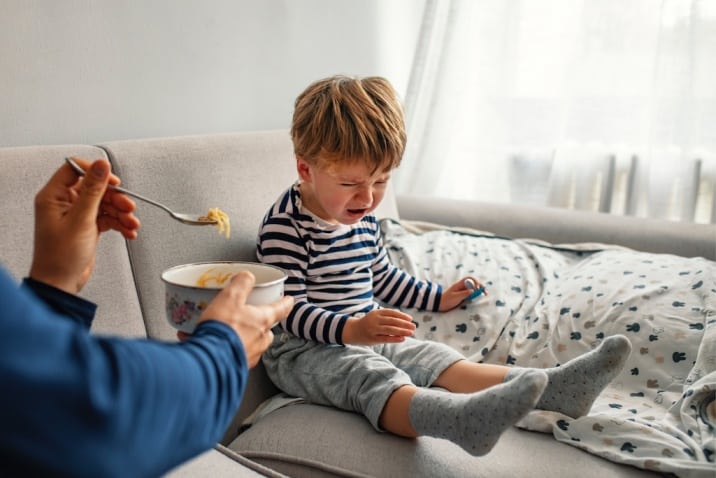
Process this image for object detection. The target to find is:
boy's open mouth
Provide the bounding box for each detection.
[347,208,368,215]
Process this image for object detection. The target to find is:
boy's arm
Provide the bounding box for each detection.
[371,232,443,312]
[340,307,416,345]
[371,243,479,313]
[257,217,351,344]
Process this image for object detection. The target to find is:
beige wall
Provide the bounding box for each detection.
[1,0,423,147]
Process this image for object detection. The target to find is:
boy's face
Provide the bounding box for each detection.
[297,156,391,225]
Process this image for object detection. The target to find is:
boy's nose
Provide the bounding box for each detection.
[355,186,373,205]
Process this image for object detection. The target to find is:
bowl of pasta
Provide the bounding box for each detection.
[161,261,287,333]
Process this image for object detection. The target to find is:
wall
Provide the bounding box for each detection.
[1,0,424,147]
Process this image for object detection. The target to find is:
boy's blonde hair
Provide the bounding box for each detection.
[291,75,406,173]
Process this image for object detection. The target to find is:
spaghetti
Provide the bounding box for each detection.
[200,207,231,238]
[195,268,233,287]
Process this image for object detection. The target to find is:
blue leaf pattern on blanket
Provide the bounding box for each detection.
[381,220,716,478]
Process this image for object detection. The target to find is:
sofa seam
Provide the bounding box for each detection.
[96,144,151,337]
[235,450,374,478]
[214,445,289,478]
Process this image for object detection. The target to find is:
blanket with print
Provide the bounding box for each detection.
[381,219,716,478]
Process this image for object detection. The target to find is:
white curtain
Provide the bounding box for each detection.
[396,0,716,223]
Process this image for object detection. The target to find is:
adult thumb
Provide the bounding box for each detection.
[73,160,111,222]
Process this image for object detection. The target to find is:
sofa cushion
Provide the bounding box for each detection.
[229,402,658,478]
[0,145,145,337]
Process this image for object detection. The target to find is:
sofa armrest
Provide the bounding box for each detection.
[396,195,716,260]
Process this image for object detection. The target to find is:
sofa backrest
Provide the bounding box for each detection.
[101,130,304,430]
[101,130,296,339]
[0,145,146,337]
[102,129,400,341]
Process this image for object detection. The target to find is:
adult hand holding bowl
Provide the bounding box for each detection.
[162,261,288,332]
[162,261,291,366]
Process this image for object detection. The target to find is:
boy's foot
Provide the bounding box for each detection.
[409,369,547,456]
[506,335,632,418]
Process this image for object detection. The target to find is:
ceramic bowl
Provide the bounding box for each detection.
[161,261,287,333]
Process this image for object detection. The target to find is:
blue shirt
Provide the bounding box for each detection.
[257,183,442,344]
[0,267,248,478]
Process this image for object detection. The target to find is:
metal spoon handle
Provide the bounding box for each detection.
[107,183,175,216]
[64,157,174,216]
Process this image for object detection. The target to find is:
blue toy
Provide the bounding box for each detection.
[463,278,485,301]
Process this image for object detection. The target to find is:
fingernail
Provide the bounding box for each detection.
[90,161,108,179]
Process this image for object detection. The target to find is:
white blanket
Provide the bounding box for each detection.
[381,219,716,478]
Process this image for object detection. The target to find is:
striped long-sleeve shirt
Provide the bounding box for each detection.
[256,183,442,345]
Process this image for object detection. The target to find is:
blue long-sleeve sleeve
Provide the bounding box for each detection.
[0,267,249,478]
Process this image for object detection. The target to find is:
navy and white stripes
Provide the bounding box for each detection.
[257,184,441,344]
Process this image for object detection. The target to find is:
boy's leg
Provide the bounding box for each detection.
[426,335,631,418]
[504,334,632,418]
[378,339,547,456]
[262,333,417,430]
[431,360,509,392]
[377,337,510,394]
[407,369,547,456]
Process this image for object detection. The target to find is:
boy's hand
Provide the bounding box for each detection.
[342,309,415,345]
[438,277,487,312]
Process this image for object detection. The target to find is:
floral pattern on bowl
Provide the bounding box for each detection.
[166,292,208,326]
[162,261,287,333]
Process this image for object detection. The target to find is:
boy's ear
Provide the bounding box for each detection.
[296,156,312,182]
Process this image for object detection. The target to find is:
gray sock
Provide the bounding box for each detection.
[408,369,547,456]
[506,335,632,418]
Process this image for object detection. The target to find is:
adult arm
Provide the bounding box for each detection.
[0,269,247,478]
[1,158,289,477]
[22,277,97,328]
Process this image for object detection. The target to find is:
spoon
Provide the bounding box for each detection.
[65,157,217,226]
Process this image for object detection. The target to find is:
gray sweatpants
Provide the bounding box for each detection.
[262,332,464,430]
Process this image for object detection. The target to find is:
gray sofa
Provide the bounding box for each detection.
[1,130,713,477]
